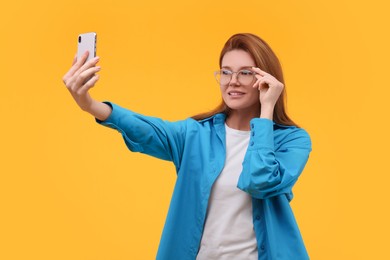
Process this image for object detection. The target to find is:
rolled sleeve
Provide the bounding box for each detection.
[248,118,274,150]
[237,118,312,200]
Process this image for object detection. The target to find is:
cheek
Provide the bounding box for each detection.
[247,88,259,100]
[220,86,228,96]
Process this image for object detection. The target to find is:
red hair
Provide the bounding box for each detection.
[191,33,298,127]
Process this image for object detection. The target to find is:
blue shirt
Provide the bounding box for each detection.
[96,102,312,260]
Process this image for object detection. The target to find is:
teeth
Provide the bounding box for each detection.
[229,92,244,96]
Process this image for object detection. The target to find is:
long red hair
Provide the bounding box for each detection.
[191,33,298,127]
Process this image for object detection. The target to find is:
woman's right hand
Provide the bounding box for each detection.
[62,51,101,111]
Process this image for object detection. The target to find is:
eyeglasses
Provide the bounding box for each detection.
[214,69,256,86]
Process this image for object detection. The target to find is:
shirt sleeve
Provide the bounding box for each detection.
[95,102,187,170]
[237,118,312,200]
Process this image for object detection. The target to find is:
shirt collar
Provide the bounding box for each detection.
[197,113,226,124]
[213,113,226,125]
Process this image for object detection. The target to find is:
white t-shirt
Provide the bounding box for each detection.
[196,124,258,260]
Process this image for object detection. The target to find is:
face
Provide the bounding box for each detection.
[219,49,260,114]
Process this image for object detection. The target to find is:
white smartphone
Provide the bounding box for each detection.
[77,32,97,62]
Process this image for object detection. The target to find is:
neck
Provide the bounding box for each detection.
[225,107,260,131]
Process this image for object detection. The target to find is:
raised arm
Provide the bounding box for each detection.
[62,51,112,121]
[96,102,187,170]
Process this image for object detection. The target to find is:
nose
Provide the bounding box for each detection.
[229,72,240,86]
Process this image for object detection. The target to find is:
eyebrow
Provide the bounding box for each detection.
[221,66,254,70]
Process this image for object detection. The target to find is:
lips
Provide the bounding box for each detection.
[228,91,245,96]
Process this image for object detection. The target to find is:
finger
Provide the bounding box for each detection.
[75,51,89,67]
[254,74,263,81]
[63,51,90,81]
[69,57,99,85]
[75,56,100,76]
[262,77,283,89]
[66,64,98,90]
[252,74,263,88]
[252,78,261,89]
[258,79,270,91]
[252,67,268,76]
[72,54,77,65]
[78,74,100,95]
[63,55,77,83]
[74,66,101,89]
[255,74,263,79]
[64,77,75,90]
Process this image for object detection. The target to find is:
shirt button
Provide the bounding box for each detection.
[250,141,254,146]
[260,244,265,250]
[255,215,261,220]
[252,131,255,136]
[251,123,254,128]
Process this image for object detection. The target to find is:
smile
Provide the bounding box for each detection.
[228,91,245,96]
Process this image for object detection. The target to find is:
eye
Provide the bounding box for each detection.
[221,69,233,75]
[239,70,254,76]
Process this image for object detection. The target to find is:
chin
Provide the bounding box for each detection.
[223,98,260,113]
[225,102,252,111]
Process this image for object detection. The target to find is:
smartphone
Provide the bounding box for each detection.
[77,32,97,63]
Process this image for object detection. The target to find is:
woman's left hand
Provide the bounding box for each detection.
[252,67,284,109]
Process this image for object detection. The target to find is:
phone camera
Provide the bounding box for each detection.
[78,36,81,43]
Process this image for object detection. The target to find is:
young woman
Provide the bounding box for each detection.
[62,33,312,260]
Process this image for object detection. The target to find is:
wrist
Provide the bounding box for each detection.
[88,100,112,122]
[81,99,95,113]
[260,105,274,120]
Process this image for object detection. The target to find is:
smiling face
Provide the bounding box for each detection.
[220,49,260,115]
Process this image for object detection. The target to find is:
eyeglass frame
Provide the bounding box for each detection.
[214,68,257,86]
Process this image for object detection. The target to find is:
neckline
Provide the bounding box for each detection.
[224,123,251,136]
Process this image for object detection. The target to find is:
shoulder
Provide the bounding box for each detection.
[185,113,226,127]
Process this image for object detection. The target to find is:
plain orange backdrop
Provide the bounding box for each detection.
[1,0,389,259]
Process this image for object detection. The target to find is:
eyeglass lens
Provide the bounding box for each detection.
[216,70,255,85]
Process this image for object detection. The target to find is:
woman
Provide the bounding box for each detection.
[62,33,312,260]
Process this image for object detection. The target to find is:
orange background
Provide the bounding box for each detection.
[1,0,389,259]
